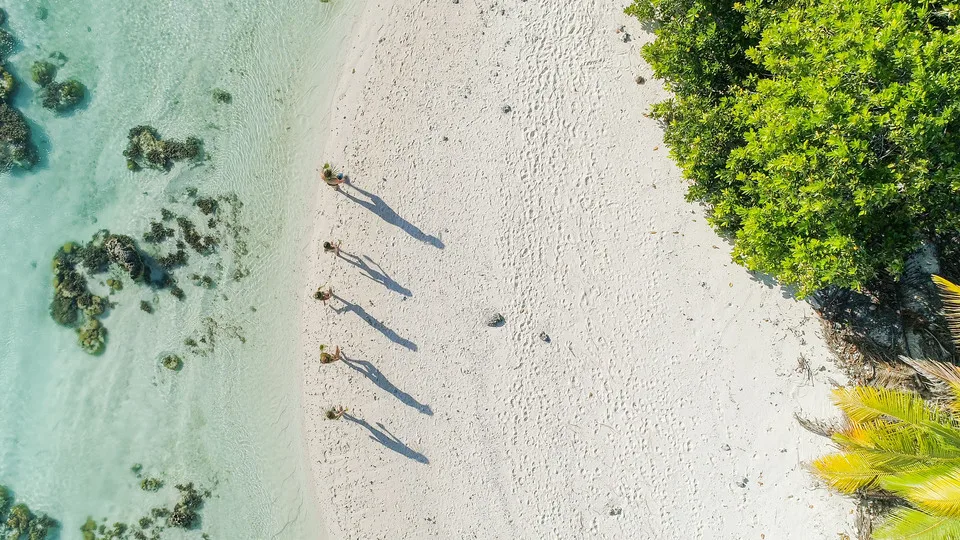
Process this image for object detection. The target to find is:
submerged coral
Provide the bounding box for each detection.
[156,249,188,270]
[49,191,245,355]
[164,137,202,161]
[168,483,203,529]
[161,355,182,371]
[6,503,31,535]
[28,54,85,113]
[176,217,217,255]
[140,478,163,492]
[170,285,185,301]
[124,126,202,171]
[76,318,106,355]
[26,513,57,540]
[30,61,56,87]
[50,245,87,325]
[49,290,78,326]
[189,274,214,288]
[0,103,37,171]
[81,476,211,540]
[142,221,174,244]
[0,28,14,58]
[79,517,96,540]
[0,65,15,101]
[195,197,217,215]
[212,88,232,104]
[78,293,106,317]
[0,14,39,172]
[40,79,85,112]
[104,234,144,281]
[0,486,58,540]
[0,484,9,513]
[78,237,110,274]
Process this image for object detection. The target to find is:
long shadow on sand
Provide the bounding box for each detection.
[343,414,429,464]
[340,183,444,249]
[338,250,412,297]
[331,294,418,351]
[342,354,432,415]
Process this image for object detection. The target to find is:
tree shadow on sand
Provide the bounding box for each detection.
[342,354,432,415]
[338,250,412,297]
[343,413,429,464]
[330,294,418,351]
[340,183,444,249]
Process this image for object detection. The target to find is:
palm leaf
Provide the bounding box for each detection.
[832,387,948,427]
[875,507,960,539]
[882,465,960,518]
[835,420,960,460]
[812,451,881,493]
[903,357,960,413]
[933,275,960,347]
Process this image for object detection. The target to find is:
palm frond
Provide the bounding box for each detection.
[795,411,841,437]
[812,451,881,493]
[933,275,960,347]
[835,420,960,460]
[874,507,960,539]
[882,465,960,518]
[902,356,960,413]
[832,387,947,427]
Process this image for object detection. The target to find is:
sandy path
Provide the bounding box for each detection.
[299,0,854,538]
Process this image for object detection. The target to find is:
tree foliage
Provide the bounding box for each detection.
[628,0,960,295]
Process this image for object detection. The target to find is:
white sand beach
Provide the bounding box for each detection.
[299,0,855,537]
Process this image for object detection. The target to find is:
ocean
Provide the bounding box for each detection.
[0,0,353,537]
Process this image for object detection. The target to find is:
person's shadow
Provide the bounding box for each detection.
[330,294,418,351]
[338,251,412,297]
[342,354,432,415]
[343,414,429,464]
[340,183,444,249]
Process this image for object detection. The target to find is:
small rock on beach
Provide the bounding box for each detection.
[485,312,505,327]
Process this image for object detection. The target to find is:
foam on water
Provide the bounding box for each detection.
[0,1,354,537]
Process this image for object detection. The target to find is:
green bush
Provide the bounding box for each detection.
[628,0,960,295]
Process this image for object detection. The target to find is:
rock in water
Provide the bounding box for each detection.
[40,79,85,112]
[162,354,183,371]
[77,318,106,355]
[0,103,37,171]
[0,66,15,101]
[104,234,144,280]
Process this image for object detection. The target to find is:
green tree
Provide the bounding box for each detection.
[628,0,960,296]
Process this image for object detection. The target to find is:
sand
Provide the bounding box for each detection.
[299,0,855,538]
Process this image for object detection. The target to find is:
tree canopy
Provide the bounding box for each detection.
[629,0,960,296]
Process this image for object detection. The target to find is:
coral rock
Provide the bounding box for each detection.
[41,78,85,112]
[0,103,37,170]
[30,61,56,87]
[124,125,202,171]
[104,234,145,281]
[77,318,106,355]
[0,65,15,101]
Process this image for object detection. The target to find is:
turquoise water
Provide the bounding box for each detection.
[0,1,352,537]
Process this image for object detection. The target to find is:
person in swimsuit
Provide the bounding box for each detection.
[323,240,341,256]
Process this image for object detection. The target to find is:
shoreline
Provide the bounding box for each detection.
[300,1,854,538]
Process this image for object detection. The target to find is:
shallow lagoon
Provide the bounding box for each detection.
[0,1,350,537]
